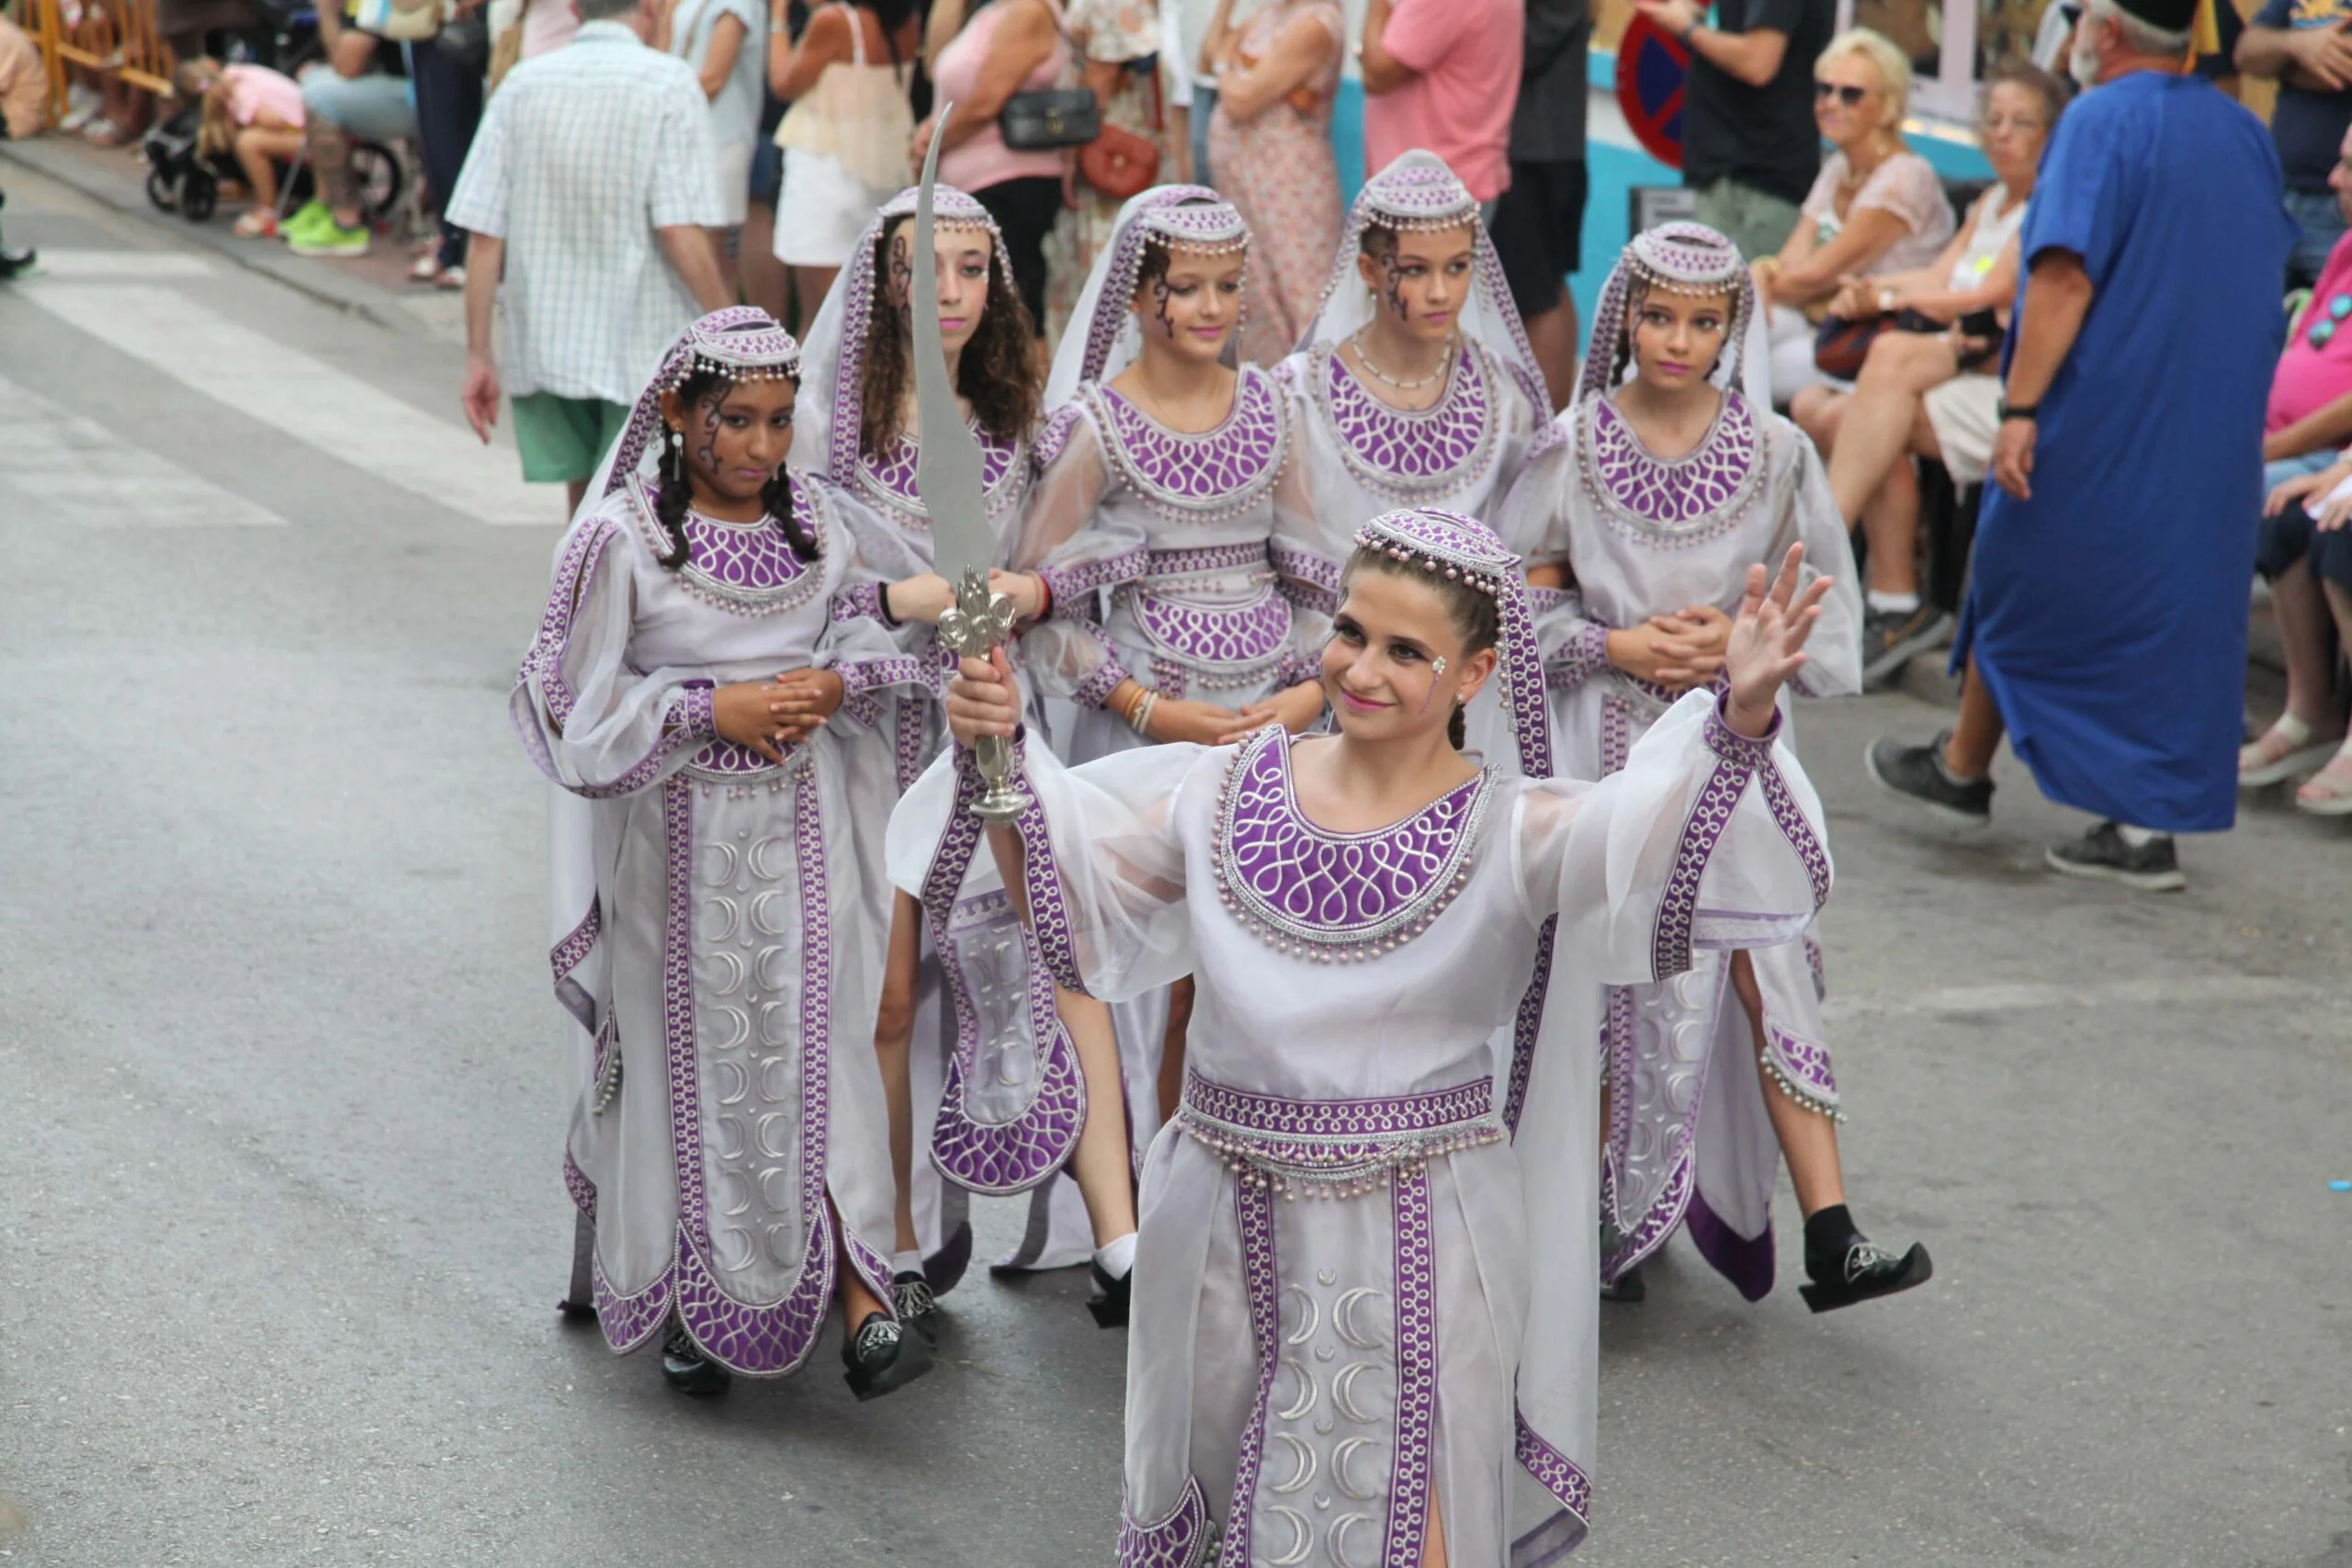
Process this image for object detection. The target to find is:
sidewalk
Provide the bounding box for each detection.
[0,129,466,344]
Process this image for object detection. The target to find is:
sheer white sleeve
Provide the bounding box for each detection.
[1014,406,1149,705]
[1512,689,1832,985]
[1770,429,1864,699]
[887,738,1204,1001]
[511,519,718,799]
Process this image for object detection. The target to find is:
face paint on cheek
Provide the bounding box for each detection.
[1380,254,1410,322]
[1150,278,1177,338]
[888,243,915,321]
[695,396,723,478]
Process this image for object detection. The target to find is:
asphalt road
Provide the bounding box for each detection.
[1,161,2347,1568]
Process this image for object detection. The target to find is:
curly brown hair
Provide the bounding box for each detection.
[859,217,1040,458]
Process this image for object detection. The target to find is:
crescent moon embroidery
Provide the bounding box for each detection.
[1333,1288,1385,1350]
[1329,1509,1374,1566]
[1332,1438,1380,1503]
[1331,1361,1380,1426]
[1283,1285,1320,1347]
[1270,1431,1317,1495]
[710,1003,752,1054]
[1275,1358,1317,1422]
[1267,1506,1312,1567]
[706,948,747,1000]
[702,894,742,945]
[748,834,793,882]
[700,841,739,888]
[750,890,791,936]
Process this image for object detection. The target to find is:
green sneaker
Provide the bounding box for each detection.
[289,220,370,258]
[282,199,333,241]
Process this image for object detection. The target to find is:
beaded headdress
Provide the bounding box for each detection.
[1349,507,1554,779]
[602,308,802,499]
[1295,150,1544,409]
[1044,185,1252,409]
[1575,220,1757,407]
[795,183,1016,482]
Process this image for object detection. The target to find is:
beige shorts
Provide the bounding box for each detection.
[1924,372,2000,487]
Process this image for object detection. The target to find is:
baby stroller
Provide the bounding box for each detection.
[141,96,406,228]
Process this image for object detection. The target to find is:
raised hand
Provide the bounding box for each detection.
[945,648,1021,749]
[1724,544,1835,739]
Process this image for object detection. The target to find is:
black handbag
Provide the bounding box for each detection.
[1000,85,1100,150]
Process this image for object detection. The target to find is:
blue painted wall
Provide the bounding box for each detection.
[1326,51,1994,353]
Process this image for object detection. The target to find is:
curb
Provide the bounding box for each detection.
[0,136,437,335]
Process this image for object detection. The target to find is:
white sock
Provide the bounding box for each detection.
[891,1248,924,1277]
[2116,824,2164,848]
[1866,590,1921,615]
[1093,1232,1137,1280]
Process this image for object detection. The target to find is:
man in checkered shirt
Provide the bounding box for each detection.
[449,0,734,513]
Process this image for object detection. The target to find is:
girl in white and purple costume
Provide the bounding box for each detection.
[899,505,1840,1564]
[993,186,1328,1277]
[515,309,935,1399]
[793,182,1046,1319]
[1272,148,1548,777]
[1502,223,1930,1311]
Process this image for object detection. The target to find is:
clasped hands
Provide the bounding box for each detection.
[714,670,845,763]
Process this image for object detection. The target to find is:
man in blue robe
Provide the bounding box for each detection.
[1868,0,2296,890]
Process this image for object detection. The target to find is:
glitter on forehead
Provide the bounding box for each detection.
[1353,506,1520,592]
[1355,158,1479,232]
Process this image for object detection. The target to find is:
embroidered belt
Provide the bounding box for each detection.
[1144,540,1273,583]
[1177,1070,1505,1199]
[1128,585,1293,679]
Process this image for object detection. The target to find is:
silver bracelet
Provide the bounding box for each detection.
[1128,689,1159,738]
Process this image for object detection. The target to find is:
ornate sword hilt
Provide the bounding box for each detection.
[936,565,1032,823]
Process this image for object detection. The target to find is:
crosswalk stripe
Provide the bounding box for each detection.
[0,372,285,526]
[24,250,219,278]
[17,283,550,526]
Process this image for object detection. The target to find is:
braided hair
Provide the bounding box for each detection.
[651,367,820,571]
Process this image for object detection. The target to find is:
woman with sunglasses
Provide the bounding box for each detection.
[1749,28,1954,404]
[1787,62,2067,688]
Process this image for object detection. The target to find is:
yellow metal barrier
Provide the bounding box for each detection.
[25,0,176,129]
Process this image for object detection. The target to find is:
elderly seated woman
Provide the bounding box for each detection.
[1789,62,2066,687]
[1751,26,1954,408]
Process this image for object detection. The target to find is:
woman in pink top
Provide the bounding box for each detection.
[177,58,307,239]
[914,0,1069,334]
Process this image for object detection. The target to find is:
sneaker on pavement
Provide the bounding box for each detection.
[289,220,369,258]
[282,200,334,242]
[1859,604,1954,692]
[1865,730,1992,826]
[2043,821,2186,892]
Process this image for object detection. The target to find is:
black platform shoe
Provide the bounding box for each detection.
[1085,1262,1132,1328]
[661,1325,732,1395]
[1599,1263,1646,1303]
[842,1312,933,1401]
[893,1271,942,1346]
[1797,1238,1933,1314]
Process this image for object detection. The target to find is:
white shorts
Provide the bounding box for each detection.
[773,147,893,267]
[713,141,752,229]
[1923,372,1999,487]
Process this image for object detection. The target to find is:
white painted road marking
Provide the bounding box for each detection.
[0,374,285,526]
[22,249,219,279]
[17,284,548,526]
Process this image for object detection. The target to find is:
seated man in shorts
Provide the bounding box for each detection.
[287,0,420,258]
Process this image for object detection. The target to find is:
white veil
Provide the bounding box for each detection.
[790,182,1016,484]
[1293,148,1549,415]
[1041,183,1251,411]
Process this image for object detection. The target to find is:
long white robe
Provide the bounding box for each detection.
[1499,389,1863,1296]
[514,473,926,1372]
[889,698,1833,1564]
